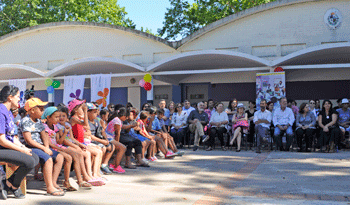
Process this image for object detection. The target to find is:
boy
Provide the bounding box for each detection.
[19,97,65,196]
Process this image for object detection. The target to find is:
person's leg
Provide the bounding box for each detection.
[285,126,294,151]
[274,126,283,150]
[103,143,115,165]
[141,141,149,159]
[146,140,156,159]
[189,124,198,146]
[295,128,304,150]
[208,127,217,148]
[59,152,73,189]
[63,147,86,184]
[330,127,341,149]
[110,140,126,167]
[255,125,262,149]
[170,128,178,144]
[87,146,103,178]
[231,127,241,145]
[82,150,94,180]
[121,139,135,168]
[305,128,314,151]
[217,127,227,147]
[52,152,65,190]
[155,135,169,155]
[167,133,178,153]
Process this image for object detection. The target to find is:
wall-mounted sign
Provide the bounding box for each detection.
[324,8,342,30]
[155,94,168,100]
[190,94,204,99]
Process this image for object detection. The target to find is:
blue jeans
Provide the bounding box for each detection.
[274,125,294,150]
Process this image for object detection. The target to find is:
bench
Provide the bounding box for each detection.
[0,162,26,195]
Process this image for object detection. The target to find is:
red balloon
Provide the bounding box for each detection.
[144,82,152,91]
[274,67,284,72]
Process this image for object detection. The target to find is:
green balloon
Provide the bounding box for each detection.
[45,79,53,87]
[52,80,61,89]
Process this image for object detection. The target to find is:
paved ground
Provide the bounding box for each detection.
[1,148,350,205]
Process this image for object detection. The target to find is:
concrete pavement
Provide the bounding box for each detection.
[1,149,349,205]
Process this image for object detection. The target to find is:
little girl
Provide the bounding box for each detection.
[68,99,105,184]
[105,108,128,173]
[42,106,74,191]
[56,106,97,188]
[230,103,249,152]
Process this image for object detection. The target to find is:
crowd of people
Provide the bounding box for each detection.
[0,84,349,200]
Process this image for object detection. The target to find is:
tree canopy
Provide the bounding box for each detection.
[0,0,136,37]
[158,0,276,40]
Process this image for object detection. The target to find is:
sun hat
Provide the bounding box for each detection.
[341,98,349,104]
[42,106,58,119]
[237,103,245,108]
[24,97,48,111]
[68,99,86,114]
[86,102,98,111]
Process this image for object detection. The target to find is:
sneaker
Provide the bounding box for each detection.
[142,158,149,164]
[151,156,158,161]
[202,135,209,143]
[113,165,125,174]
[193,145,198,151]
[101,166,113,175]
[109,164,116,170]
[176,151,185,156]
[165,151,176,159]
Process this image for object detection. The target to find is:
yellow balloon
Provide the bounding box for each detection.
[144,74,152,82]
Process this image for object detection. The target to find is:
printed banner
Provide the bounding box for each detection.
[63,75,85,106]
[256,72,285,110]
[9,79,27,108]
[90,74,111,108]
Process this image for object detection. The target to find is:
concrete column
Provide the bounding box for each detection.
[128,87,141,111]
[146,79,154,105]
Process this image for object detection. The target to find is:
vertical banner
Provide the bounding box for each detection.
[63,75,85,106]
[90,74,111,108]
[9,79,27,108]
[256,72,285,110]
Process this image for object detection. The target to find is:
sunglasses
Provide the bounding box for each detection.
[310,102,315,104]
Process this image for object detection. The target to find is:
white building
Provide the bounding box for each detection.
[0,0,349,108]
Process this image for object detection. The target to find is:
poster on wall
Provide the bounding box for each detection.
[256,72,285,110]
[9,79,27,108]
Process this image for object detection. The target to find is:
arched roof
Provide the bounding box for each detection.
[271,43,350,66]
[46,57,145,77]
[0,21,174,49]
[177,0,322,49]
[146,50,270,72]
[0,64,45,80]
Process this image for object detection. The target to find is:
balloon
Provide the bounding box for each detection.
[139,79,145,87]
[47,86,54,94]
[45,79,53,86]
[143,74,152,83]
[52,80,61,88]
[144,82,152,91]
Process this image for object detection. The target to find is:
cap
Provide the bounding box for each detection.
[68,99,86,114]
[237,103,245,108]
[42,106,58,119]
[341,98,349,104]
[24,97,48,111]
[86,102,98,111]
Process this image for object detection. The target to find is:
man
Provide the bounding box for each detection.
[333,98,343,110]
[204,99,215,120]
[158,99,171,130]
[187,102,209,151]
[273,97,295,151]
[336,98,350,140]
[182,100,195,115]
[254,99,272,153]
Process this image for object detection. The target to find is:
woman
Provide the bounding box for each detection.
[309,100,318,118]
[225,99,238,121]
[245,101,256,144]
[141,103,150,111]
[316,100,341,153]
[170,103,187,146]
[0,85,39,199]
[230,104,249,152]
[207,103,228,151]
[295,103,316,152]
[167,101,176,122]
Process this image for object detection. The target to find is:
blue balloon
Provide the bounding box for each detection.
[47,86,54,94]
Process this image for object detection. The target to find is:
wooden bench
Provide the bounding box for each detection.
[0,162,26,195]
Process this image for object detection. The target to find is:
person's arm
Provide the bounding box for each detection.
[49,132,65,151]
[187,112,196,124]
[0,134,30,154]
[114,124,122,142]
[57,128,67,145]
[182,113,188,127]
[296,113,302,127]
[236,113,248,122]
[325,113,338,127]
[221,112,229,125]
[202,114,209,125]
[22,131,47,151]
[273,110,280,127]
[288,109,295,127]
[209,113,219,126]
[318,115,325,128]
[122,122,136,132]
[146,117,154,132]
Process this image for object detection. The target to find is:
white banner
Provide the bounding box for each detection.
[90,74,111,108]
[63,75,85,106]
[9,79,27,108]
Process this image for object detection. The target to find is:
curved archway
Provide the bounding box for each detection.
[0,64,45,80]
[46,57,145,77]
[147,50,270,72]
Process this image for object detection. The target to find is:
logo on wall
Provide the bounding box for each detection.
[324,8,342,30]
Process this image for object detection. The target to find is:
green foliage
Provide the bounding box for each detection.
[140,27,160,37]
[158,0,276,40]
[0,0,136,37]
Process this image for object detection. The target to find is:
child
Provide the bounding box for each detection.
[105,108,128,173]
[68,99,105,183]
[99,109,109,131]
[42,107,77,191]
[86,103,115,174]
[57,106,101,187]
[19,98,65,196]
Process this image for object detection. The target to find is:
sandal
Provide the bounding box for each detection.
[87,179,104,186]
[45,190,65,196]
[79,182,92,190]
[124,164,137,169]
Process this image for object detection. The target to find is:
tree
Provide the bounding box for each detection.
[0,0,136,37]
[158,0,276,40]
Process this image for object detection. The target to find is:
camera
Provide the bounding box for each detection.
[24,85,35,100]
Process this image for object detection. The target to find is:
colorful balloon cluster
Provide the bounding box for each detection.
[139,74,152,91]
[45,79,61,94]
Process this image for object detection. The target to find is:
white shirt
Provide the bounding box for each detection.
[182,106,195,116]
[171,111,188,128]
[210,111,229,128]
[273,107,295,126]
[253,109,272,129]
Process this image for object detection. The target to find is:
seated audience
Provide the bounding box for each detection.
[273,97,295,151]
[254,99,272,153]
[230,104,249,152]
[182,100,195,115]
[187,102,209,151]
[207,103,228,151]
[316,100,341,152]
[295,103,316,152]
